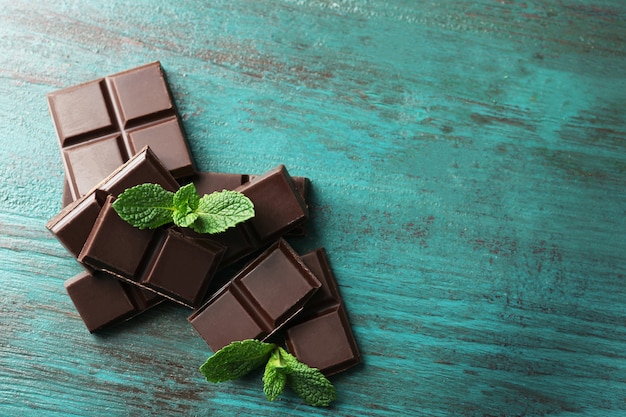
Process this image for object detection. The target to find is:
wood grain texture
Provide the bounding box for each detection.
[1,1,625,416]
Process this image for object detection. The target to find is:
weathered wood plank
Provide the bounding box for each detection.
[1,0,625,416]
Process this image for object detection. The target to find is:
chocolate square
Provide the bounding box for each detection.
[285,307,358,375]
[64,270,164,332]
[62,134,125,197]
[78,195,155,279]
[141,228,225,307]
[238,244,319,326]
[237,165,308,243]
[106,62,174,125]
[64,271,137,333]
[283,248,361,375]
[48,80,114,144]
[188,289,266,351]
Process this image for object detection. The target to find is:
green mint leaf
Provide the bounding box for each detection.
[279,348,337,407]
[172,183,200,227]
[112,183,175,229]
[199,340,275,383]
[191,190,255,234]
[263,350,287,402]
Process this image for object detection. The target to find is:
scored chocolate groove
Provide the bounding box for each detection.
[47,62,194,200]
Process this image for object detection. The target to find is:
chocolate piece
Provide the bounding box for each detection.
[284,249,360,376]
[79,196,225,308]
[79,195,156,278]
[48,190,107,258]
[188,239,321,351]
[140,228,225,307]
[247,174,310,237]
[47,62,194,200]
[64,270,163,333]
[235,165,308,243]
[47,147,179,258]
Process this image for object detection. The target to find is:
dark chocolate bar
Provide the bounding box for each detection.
[284,249,361,376]
[47,62,194,200]
[188,239,321,352]
[47,147,179,258]
[64,270,163,333]
[78,196,226,308]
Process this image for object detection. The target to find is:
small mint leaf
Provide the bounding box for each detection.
[263,350,287,402]
[173,183,200,212]
[199,340,275,383]
[192,190,254,234]
[172,210,199,228]
[172,183,201,227]
[112,184,175,229]
[278,348,336,407]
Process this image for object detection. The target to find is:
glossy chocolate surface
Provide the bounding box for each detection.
[47,62,194,200]
[188,239,321,351]
[284,248,361,375]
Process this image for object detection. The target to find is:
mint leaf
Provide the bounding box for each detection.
[263,350,287,402]
[112,183,175,229]
[113,183,255,234]
[279,348,337,407]
[172,183,200,227]
[192,190,255,234]
[199,340,275,383]
[199,342,337,407]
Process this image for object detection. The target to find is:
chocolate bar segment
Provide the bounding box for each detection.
[79,195,156,278]
[235,165,308,243]
[78,196,225,308]
[188,239,321,351]
[46,147,179,258]
[284,249,361,376]
[64,270,163,333]
[48,190,107,258]
[47,62,194,200]
[140,228,225,307]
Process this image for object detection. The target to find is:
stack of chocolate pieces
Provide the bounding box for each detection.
[45,62,360,376]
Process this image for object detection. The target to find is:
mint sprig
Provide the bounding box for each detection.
[112,183,254,234]
[199,339,337,407]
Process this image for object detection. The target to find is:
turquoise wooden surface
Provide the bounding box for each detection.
[1,1,625,415]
